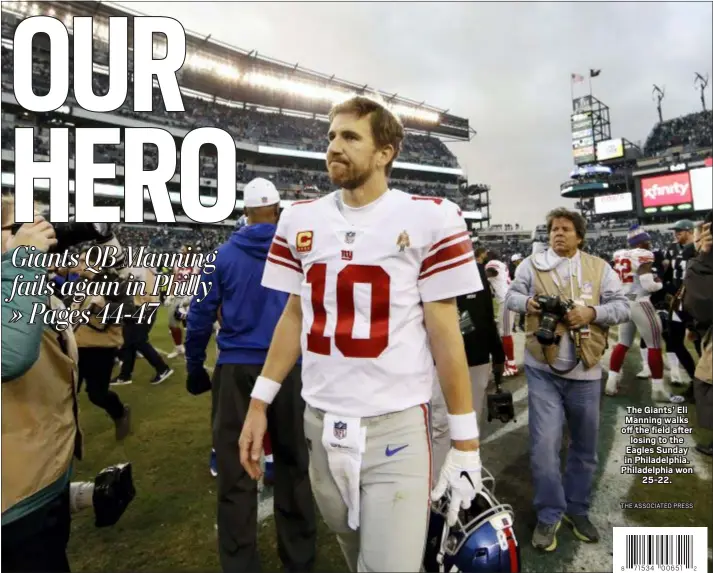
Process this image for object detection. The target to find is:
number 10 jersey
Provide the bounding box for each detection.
[262,189,483,417]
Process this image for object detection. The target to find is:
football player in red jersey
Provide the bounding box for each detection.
[238,96,485,571]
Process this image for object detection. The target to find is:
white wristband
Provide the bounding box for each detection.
[447,412,480,440]
[250,376,282,405]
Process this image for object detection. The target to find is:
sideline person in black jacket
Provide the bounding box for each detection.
[430,261,506,482]
[457,262,507,424]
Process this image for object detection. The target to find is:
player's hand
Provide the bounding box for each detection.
[696,223,712,254]
[566,305,596,329]
[526,297,541,315]
[6,216,57,253]
[431,448,482,527]
[238,401,268,480]
[186,365,211,396]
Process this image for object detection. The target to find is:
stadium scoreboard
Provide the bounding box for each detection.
[571,110,596,165]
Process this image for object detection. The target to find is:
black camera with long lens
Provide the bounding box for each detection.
[534,294,573,346]
[93,463,136,527]
[70,462,136,527]
[7,218,114,253]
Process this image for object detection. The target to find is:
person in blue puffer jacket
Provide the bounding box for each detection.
[185,178,316,573]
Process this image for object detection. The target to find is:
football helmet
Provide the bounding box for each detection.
[424,467,520,573]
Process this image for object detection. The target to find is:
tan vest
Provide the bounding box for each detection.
[525,251,609,371]
[1,297,82,513]
[133,268,160,307]
[72,294,124,348]
[694,330,712,384]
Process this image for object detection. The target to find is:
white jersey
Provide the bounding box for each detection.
[612,248,655,298]
[484,259,510,302]
[173,264,199,282]
[262,189,483,417]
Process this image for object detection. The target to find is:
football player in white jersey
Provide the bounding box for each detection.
[606,226,684,403]
[485,252,517,375]
[238,96,484,571]
[166,246,200,359]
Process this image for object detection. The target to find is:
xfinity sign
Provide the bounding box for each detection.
[640,172,693,208]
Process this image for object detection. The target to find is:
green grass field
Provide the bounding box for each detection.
[66,309,712,572]
[67,309,347,571]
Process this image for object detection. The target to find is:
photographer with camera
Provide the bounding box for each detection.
[505,208,629,552]
[71,247,132,440]
[1,198,79,572]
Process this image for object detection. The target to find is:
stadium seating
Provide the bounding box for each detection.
[0,44,459,168]
[643,110,713,156]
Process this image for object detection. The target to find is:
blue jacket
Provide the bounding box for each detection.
[185,223,292,368]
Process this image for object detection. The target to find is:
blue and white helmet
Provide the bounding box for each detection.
[423,467,520,572]
[627,224,651,247]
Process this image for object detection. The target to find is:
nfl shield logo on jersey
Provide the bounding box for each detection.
[333,421,347,440]
[345,231,356,244]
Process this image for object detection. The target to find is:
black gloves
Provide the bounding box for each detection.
[187,365,212,396]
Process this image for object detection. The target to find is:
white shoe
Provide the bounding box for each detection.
[636,366,651,379]
[605,372,620,396]
[669,369,686,386]
[651,383,685,404]
[167,345,185,359]
[503,361,518,377]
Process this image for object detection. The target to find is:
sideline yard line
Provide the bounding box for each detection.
[568,407,636,571]
[568,345,631,571]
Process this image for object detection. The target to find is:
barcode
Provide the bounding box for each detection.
[626,534,692,567]
[613,527,708,572]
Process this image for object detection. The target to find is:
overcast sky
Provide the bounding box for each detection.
[118,1,712,228]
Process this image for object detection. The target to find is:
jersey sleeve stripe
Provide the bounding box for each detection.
[427,230,470,255]
[274,235,289,246]
[266,254,302,274]
[420,238,473,276]
[269,241,300,266]
[419,253,476,280]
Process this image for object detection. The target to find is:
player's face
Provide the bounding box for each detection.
[326,112,381,189]
[674,229,692,245]
[549,217,580,256]
[77,254,92,278]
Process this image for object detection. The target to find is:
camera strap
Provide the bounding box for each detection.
[540,267,584,375]
[542,335,583,376]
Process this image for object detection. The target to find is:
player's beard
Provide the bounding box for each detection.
[328,160,373,190]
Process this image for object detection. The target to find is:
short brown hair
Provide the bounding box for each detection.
[329,95,404,175]
[546,208,587,242]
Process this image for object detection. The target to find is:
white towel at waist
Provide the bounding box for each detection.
[321,413,367,531]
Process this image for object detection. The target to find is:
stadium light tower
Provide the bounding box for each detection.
[652,85,665,124]
[694,73,709,111]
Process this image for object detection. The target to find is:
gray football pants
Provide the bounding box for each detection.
[430,364,490,487]
[303,403,432,572]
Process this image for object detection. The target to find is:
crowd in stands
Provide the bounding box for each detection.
[475,228,670,267]
[0,41,459,169]
[644,109,713,156]
[114,224,231,253]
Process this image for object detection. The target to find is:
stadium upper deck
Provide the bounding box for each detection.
[0,2,491,228]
